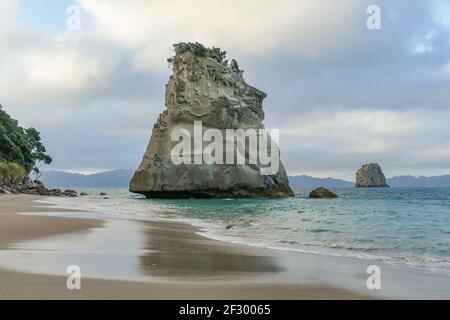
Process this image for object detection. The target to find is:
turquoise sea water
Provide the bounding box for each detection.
[49,187,450,275]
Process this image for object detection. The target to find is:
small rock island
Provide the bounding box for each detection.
[355,163,389,188]
[309,187,338,199]
[130,43,294,198]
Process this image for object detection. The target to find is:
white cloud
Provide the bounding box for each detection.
[281,110,417,137]
[275,109,417,155]
[0,0,19,41]
[24,47,102,92]
[79,0,369,72]
[417,145,450,160]
[410,30,437,55]
[0,29,120,105]
[0,0,17,17]
[0,0,373,105]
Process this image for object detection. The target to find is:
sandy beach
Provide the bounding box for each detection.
[0,194,374,300]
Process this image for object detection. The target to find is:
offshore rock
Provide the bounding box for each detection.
[130,46,294,198]
[308,187,338,199]
[355,163,389,188]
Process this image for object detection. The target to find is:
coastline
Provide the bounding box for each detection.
[0,194,371,299]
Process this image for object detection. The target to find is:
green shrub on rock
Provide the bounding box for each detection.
[0,162,27,185]
[167,42,236,69]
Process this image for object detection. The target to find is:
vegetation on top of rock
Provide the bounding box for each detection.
[230,59,242,73]
[0,104,52,175]
[167,42,242,73]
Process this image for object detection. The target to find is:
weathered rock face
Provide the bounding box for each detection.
[355,163,389,188]
[0,177,78,197]
[130,50,294,198]
[309,187,338,199]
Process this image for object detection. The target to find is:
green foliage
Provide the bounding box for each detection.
[0,106,52,174]
[0,162,27,184]
[230,59,241,73]
[168,42,238,69]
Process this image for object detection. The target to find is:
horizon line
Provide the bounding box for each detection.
[43,168,450,181]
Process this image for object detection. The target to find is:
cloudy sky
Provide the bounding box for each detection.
[1,0,449,180]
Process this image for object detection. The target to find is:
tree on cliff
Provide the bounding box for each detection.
[0,105,52,175]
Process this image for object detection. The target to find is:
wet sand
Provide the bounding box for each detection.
[0,194,371,299]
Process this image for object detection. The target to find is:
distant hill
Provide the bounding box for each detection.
[290,174,450,188]
[387,175,450,187]
[289,175,354,188]
[40,170,450,189]
[41,169,135,188]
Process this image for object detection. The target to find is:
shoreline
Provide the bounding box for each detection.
[0,194,372,299]
[45,189,450,279]
[1,194,449,299]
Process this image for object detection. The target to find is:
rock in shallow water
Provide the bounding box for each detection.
[130,47,294,199]
[309,187,338,199]
[355,163,389,188]
[0,180,78,197]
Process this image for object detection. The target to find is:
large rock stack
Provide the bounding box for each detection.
[130,45,294,198]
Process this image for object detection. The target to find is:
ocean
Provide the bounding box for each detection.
[48,187,450,276]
